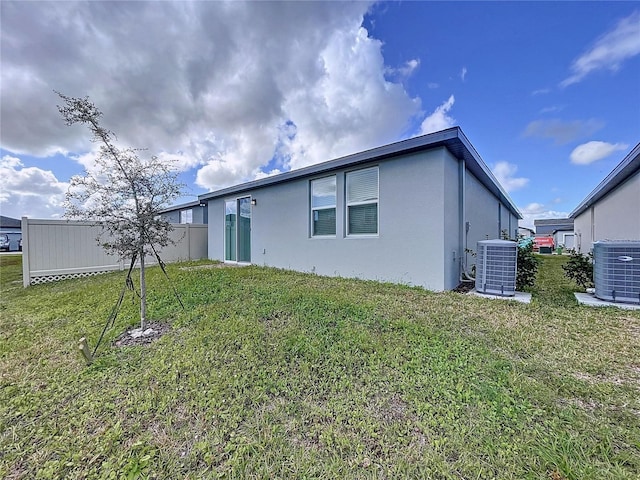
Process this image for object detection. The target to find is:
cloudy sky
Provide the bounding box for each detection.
[1,1,638,228]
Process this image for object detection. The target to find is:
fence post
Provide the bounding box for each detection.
[21,217,30,287]
[186,223,192,260]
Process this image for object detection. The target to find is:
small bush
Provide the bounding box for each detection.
[562,250,594,289]
[516,239,539,290]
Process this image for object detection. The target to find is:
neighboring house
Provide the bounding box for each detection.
[159,200,208,224]
[534,218,573,236]
[198,127,522,291]
[518,226,535,238]
[534,218,574,249]
[570,142,640,253]
[0,215,21,231]
[0,215,22,251]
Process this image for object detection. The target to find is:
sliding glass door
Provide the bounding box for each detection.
[224,197,251,262]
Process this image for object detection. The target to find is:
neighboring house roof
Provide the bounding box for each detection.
[0,216,21,229]
[199,127,522,218]
[534,218,574,227]
[518,226,535,235]
[569,142,640,218]
[534,218,573,233]
[159,200,203,214]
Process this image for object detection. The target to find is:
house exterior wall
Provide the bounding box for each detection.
[161,211,181,223]
[555,232,575,249]
[574,170,640,252]
[209,148,453,290]
[160,205,208,224]
[442,149,462,290]
[463,169,518,273]
[206,145,517,291]
[465,171,500,241]
[518,227,535,238]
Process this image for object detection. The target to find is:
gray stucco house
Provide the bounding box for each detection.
[570,142,640,252]
[534,218,575,250]
[159,200,208,224]
[199,127,522,291]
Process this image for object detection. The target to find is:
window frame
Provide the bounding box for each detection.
[345,166,379,237]
[310,175,337,237]
[180,208,193,224]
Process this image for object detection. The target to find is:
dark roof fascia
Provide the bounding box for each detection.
[569,142,640,218]
[198,127,522,219]
[534,219,574,227]
[0,216,21,228]
[552,227,574,234]
[159,200,203,214]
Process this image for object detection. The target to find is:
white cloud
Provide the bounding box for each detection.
[460,67,467,81]
[419,95,456,135]
[491,161,529,193]
[1,155,23,168]
[253,169,284,181]
[531,88,551,96]
[0,156,68,218]
[561,11,640,87]
[523,118,603,145]
[387,58,420,79]
[427,82,439,89]
[539,105,565,114]
[569,141,629,165]
[519,202,569,230]
[0,1,424,198]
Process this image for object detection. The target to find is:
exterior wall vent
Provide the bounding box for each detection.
[475,239,517,296]
[593,241,640,304]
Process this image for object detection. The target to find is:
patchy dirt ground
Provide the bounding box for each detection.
[453,282,475,293]
[113,321,172,347]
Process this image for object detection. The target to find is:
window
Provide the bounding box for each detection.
[346,167,378,235]
[180,209,193,224]
[311,176,336,236]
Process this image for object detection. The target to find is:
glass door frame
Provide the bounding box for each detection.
[224,196,251,263]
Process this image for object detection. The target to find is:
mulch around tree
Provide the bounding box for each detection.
[113,321,172,347]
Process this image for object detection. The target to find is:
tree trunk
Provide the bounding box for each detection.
[139,249,147,331]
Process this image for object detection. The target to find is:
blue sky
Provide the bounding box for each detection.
[1,1,638,228]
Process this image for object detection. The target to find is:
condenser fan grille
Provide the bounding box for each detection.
[475,240,517,296]
[594,241,640,304]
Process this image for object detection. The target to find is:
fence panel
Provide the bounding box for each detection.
[21,218,208,286]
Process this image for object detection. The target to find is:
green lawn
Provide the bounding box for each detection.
[1,254,638,479]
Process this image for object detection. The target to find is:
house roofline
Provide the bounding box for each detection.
[159,200,203,214]
[198,127,522,219]
[569,142,640,218]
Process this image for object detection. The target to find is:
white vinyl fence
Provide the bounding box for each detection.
[21,218,208,287]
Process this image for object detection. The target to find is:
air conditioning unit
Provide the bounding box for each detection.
[593,241,640,305]
[475,239,517,296]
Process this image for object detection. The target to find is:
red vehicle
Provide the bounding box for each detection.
[533,236,555,253]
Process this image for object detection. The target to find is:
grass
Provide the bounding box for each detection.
[1,254,639,479]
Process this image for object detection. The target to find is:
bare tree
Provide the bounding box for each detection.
[58,92,183,332]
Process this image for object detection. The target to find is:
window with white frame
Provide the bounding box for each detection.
[180,209,193,224]
[346,167,378,235]
[311,176,336,236]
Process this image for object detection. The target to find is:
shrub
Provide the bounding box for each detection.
[562,250,594,289]
[516,238,539,290]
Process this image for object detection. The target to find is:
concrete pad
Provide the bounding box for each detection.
[574,293,640,311]
[467,289,532,304]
